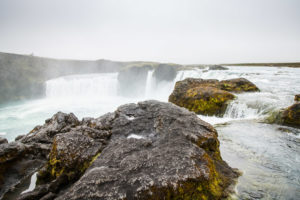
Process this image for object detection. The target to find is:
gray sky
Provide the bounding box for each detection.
[0,0,299,64]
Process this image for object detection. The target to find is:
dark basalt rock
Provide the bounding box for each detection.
[20,112,80,145]
[169,78,259,116]
[295,94,300,102]
[208,65,228,70]
[2,101,238,200]
[55,101,238,200]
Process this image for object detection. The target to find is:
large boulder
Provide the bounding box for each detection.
[169,86,235,116]
[11,100,238,200]
[169,78,259,116]
[54,101,238,200]
[295,94,300,102]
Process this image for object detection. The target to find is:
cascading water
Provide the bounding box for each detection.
[46,73,119,98]
[145,70,154,98]
[0,66,300,199]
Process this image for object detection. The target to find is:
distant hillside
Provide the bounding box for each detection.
[224,62,300,68]
[0,52,128,104]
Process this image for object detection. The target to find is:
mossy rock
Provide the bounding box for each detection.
[38,132,102,183]
[169,78,259,116]
[295,94,300,102]
[170,86,235,116]
[219,78,260,93]
[265,103,300,128]
[281,103,300,128]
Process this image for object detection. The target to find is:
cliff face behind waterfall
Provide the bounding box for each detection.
[0,52,126,104]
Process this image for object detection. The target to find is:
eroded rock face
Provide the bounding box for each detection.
[169,78,259,116]
[118,65,151,97]
[153,64,178,82]
[2,101,238,200]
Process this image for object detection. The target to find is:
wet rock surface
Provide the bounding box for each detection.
[1,100,238,200]
[265,102,300,128]
[295,94,300,102]
[169,78,259,116]
[281,102,300,128]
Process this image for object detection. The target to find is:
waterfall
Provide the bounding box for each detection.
[46,73,119,98]
[145,70,154,98]
[223,92,286,120]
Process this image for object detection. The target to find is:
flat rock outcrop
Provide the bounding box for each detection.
[1,101,238,200]
[169,78,259,116]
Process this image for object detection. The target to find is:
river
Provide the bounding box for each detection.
[0,66,299,199]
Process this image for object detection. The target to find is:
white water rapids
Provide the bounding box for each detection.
[0,66,299,199]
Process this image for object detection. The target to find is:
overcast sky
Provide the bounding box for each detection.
[0,0,299,64]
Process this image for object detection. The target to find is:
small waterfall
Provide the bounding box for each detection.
[145,70,154,98]
[46,73,119,98]
[223,92,283,120]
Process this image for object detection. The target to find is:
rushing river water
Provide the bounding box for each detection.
[0,66,300,199]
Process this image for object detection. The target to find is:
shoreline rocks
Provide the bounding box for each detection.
[169,78,259,116]
[1,101,239,200]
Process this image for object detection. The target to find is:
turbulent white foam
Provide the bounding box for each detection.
[21,172,37,194]
[0,132,6,136]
